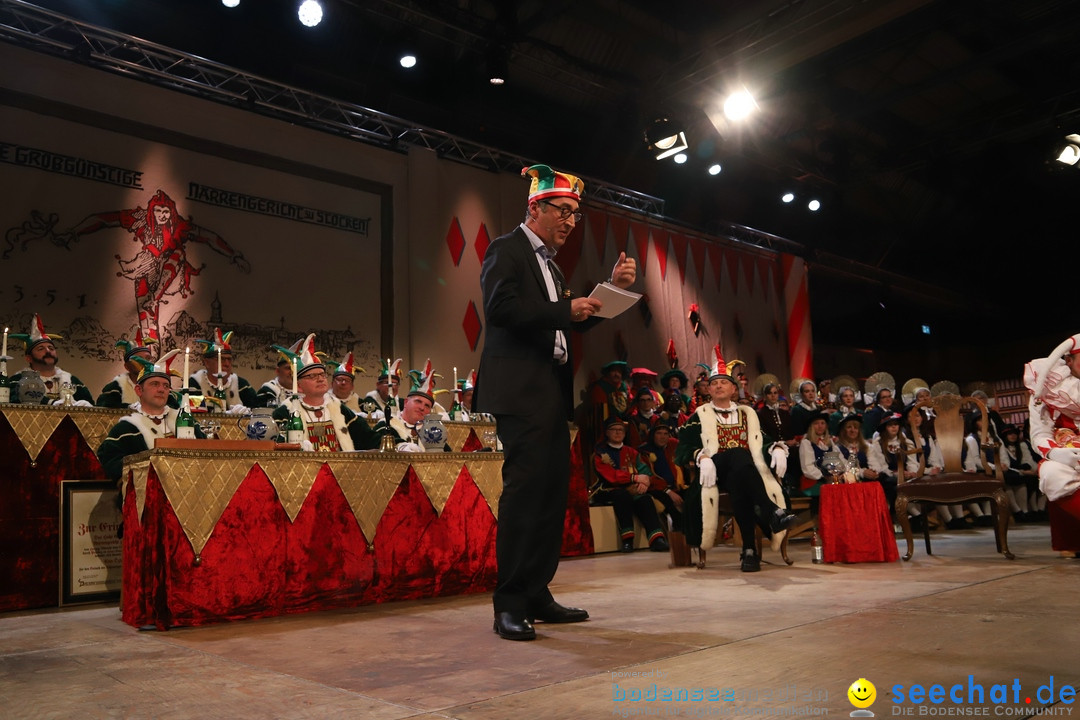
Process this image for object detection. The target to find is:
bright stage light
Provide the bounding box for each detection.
[400,55,417,69]
[298,0,323,27]
[222,0,240,7]
[808,199,821,212]
[781,192,795,203]
[708,164,722,175]
[723,90,757,121]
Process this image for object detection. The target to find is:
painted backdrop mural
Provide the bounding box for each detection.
[0,104,383,397]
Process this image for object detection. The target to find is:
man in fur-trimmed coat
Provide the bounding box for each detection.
[675,347,798,572]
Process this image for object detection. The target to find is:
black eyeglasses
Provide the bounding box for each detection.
[542,200,583,223]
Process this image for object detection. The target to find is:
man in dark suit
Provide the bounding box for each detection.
[475,164,637,641]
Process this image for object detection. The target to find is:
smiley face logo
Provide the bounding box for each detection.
[848,678,877,709]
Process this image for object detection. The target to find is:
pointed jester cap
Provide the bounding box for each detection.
[522,164,584,203]
[12,313,63,353]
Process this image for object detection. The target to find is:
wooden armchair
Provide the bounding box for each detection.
[897,394,1014,560]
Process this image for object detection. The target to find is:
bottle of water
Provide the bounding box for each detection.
[811,528,824,564]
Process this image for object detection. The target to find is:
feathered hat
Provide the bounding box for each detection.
[11,314,62,353]
[708,345,742,384]
[115,327,158,361]
[129,348,182,384]
[407,358,436,402]
[196,328,234,358]
[329,352,363,378]
[272,333,325,378]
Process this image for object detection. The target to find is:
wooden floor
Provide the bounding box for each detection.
[2,524,1078,719]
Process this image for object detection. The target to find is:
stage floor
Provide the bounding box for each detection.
[3,524,1078,718]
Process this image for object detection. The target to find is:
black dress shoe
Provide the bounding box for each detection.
[619,539,635,553]
[528,601,589,623]
[740,548,761,572]
[650,536,670,552]
[769,510,799,534]
[493,612,536,640]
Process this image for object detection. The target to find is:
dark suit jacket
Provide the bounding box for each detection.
[474,226,599,420]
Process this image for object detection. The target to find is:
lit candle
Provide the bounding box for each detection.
[1,327,7,360]
[183,347,190,389]
[217,346,223,385]
[292,357,299,397]
[453,366,458,388]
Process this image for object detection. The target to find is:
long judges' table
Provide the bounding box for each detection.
[2,404,593,616]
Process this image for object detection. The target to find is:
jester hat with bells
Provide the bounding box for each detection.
[272,333,325,378]
[522,164,584,203]
[129,349,182,385]
[12,314,63,354]
[115,328,158,361]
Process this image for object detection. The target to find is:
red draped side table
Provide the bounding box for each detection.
[818,482,900,564]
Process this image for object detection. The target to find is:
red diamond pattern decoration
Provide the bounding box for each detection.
[474,223,491,263]
[446,217,466,266]
[463,300,482,351]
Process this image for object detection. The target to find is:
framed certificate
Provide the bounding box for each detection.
[60,480,122,605]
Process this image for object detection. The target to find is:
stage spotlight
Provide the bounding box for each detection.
[808,199,821,212]
[674,153,688,164]
[298,0,323,27]
[1057,145,1079,165]
[400,54,417,69]
[708,163,722,175]
[781,192,795,203]
[222,0,240,7]
[487,46,509,85]
[645,118,689,160]
[723,90,757,121]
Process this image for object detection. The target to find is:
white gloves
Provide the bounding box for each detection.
[226,404,251,415]
[698,455,717,488]
[1048,447,1080,470]
[53,399,94,408]
[300,439,315,452]
[770,445,788,479]
[396,441,425,453]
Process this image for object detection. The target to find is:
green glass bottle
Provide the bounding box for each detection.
[449,392,462,421]
[0,370,9,404]
[286,396,305,444]
[175,392,196,439]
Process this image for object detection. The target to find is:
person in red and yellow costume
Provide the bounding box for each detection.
[591,417,669,553]
[1024,333,1080,523]
[674,346,797,571]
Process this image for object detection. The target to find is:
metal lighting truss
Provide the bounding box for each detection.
[0,0,665,217]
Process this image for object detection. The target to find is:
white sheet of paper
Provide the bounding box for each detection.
[588,282,642,319]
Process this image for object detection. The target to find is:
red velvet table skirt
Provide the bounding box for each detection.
[0,411,107,613]
[818,482,900,564]
[123,436,595,629]
[1049,500,1080,552]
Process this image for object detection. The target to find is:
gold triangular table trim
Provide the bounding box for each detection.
[410,456,463,517]
[329,458,410,545]
[151,453,253,558]
[3,405,66,464]
[257,456,320,523]
[464,458,503,520]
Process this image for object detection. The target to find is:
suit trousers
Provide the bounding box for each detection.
[492,364,571,614]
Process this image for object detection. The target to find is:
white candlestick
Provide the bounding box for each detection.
[454,366,458,388]
[292,358,299,397]
[217,347,223,381]
[2,327,7,358]
[183,347,190,389]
